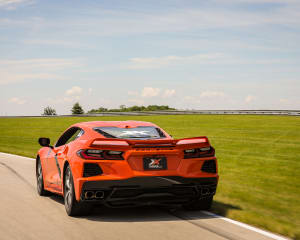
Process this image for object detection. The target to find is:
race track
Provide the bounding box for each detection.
[0,152,288,240]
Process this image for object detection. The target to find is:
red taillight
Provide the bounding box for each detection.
[77,149,124,160]
[183,147,215,159]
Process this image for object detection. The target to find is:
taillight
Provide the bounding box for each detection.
[77,149,124,160]
[183,147,215,159]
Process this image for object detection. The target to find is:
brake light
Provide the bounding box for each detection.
[183,147,215,159]
[177,138,207,145]
[92,140,129,146]
[77,149,124,160]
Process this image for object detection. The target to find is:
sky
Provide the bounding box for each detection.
[0,0,299,115]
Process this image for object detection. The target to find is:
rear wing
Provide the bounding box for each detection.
[87,136,210,149]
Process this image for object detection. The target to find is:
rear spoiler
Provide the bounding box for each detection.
[88,137,210,149]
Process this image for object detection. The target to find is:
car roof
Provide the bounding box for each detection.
[73,120,157,129]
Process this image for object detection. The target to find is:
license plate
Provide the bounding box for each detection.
[143,156,167,170]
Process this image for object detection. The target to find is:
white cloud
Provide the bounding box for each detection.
[23,39,80,47]
[245,95,256,103]
[9,97,26,105]
[47,86,83,104]
[0,58,80,85]
[88,88,93,95]
[141,87,161,97]
[47,95,81,104]
[184,96,195,101]
[63,96,80,102]
[0,58,79,70]
[69,3,300,38]
[279,98,289,104]
[163,89,176,98]
[65,86,83,96]
[0,73,63,85]
[0,0,33,9]
[200,91,225,98]
[127,99,145,105]
[127,90,139,96]
[125,53,223,69]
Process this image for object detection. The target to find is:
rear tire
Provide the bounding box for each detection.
[183,196,213,211]
[36,158,51,196]
[64,165,92,216]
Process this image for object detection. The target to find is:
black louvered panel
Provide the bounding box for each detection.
[83,163,103,177]
[201,160,216,173]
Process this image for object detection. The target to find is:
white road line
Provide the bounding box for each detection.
[0,152,290,240]
[0,152,35,161]
[202,211,289,240]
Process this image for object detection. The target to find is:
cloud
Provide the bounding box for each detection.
[23,39,79,47]
[184,96,195,101]
[245,95,256,103]
[182,91,236,110]
[9,97,26,104]
[141,87,161,97]
[127,91,139,96]
[0,58,80,85]
[0,0,33,9]
[63,96,80,102]
[65,86,83,96]
[47,86,83,104]
[65,2,300,38]
[162,89,176,98]
[279,98,289,104]
[0,58,79,70]
[125,53,223,69]
[127,99,145,105]
[200,91,226,98]
[0,73,63,85]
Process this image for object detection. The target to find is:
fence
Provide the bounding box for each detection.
[1,110,299,118]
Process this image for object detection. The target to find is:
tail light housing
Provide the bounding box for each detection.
[77,149,124,160]
[183,147,215,159]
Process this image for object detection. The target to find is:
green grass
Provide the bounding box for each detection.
[0,115,299,239]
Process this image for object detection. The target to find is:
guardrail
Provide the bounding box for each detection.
[0,110,299,118]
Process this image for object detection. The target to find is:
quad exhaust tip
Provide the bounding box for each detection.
[95,191,104,199]
[84,191,104,200]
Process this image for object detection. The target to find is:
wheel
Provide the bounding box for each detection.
[183,196,213,211]
[36,158,51,196]
[64,165,92,216]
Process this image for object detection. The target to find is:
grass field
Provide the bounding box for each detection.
[0,115,299,239]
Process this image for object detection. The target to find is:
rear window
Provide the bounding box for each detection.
[93,126,166,139]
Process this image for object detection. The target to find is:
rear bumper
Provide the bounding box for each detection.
[80,176,218,207]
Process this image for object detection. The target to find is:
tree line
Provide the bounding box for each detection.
[42,102,176,115]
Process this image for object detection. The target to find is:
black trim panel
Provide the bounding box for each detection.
[82,176,218,189]
[80,176,217,207]
[54,155,61,179]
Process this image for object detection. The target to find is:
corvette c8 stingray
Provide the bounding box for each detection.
[36,121,218,216]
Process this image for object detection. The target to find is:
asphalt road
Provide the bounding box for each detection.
[0,152,288,240]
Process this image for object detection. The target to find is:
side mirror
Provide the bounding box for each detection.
[38,138,51,148]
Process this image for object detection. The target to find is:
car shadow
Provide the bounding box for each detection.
[48,194,241,222]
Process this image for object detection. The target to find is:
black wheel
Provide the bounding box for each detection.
[64,165,92,216]
[183,196,213,211]
[36,158,51,196]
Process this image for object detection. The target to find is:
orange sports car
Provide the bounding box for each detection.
[36,121,218,216]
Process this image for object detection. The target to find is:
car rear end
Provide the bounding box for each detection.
[74,134,218,208]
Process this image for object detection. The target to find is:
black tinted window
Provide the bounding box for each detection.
[55,127,83,147]
[94,126,166,139]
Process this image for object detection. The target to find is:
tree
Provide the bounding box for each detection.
[87,107,108,113]
[42,106,57,116]
[119,105,126,111]
[71,102,84,115]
